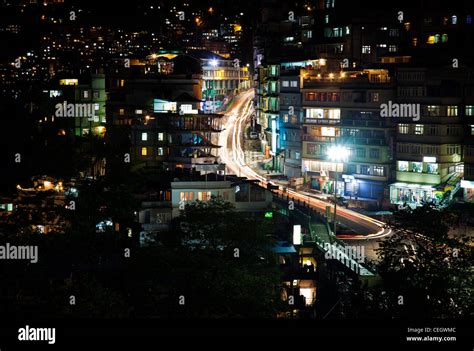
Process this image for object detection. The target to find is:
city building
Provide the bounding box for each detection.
[301,68,395,202]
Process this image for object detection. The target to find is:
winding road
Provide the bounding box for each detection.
[218,90,391,260]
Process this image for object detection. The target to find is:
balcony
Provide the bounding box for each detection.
[396,171,441,185]
[303,118,340,125]
[339,136,387,146]
[302,135,336,143]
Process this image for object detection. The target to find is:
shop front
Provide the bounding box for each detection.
[389,182,443,207]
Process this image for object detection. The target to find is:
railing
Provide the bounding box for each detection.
[272,191,377,277]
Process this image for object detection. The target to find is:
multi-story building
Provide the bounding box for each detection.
[106,55,224,172]
[389,67,465,207]
[301,68,395,201]
[41,74,106,138]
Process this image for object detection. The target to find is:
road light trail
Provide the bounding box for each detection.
[219,90,392,260]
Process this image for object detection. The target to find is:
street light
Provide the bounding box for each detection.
[327,145,349,240]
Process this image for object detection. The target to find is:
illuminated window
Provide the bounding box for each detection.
[157,147,164,156]
[370,92,379,102]
[412,162,422,173]
[325,15,329,24]
[198,191,211,201]
[180,192,194,201]
[398,124,409,134]
[447,106,458,116]
[141,132,147,141]
[434,34,440,43]
[373,166,384,176]
[414,124,424,135]
[427,35,435,44]
[412,37,418,47]
[441,34,448,42]
[398,161,409,172]
[158,132,164,141]
[119,108,125,115]
[466,106,474,116]
[452,15,457,25]
[426,105,440,116]
[321,127,335,137]
[427,163,438,174]
[83,90,89,99]
[362,45,371,54]
[141,147,147,156]
[389,45,397,52]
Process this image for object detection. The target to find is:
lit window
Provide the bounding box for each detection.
[398,161,409,172]
[180,192,194,201]
[158,132,164,141]
[345,26,350,35]
[434,34,440,43]
[290,80,298,87]
[441,34,448,42]
[141,132,147,141]
[452,15,457,25]
[471,125,474,135]
[371,92,379,102]
[427,163,438,174]
[198,191,212,201]
[466,106,474,116]
[321,127,336,137]
[141,147,147,156]
[398,124,409,134]
[414,124,424,135]
[412,38,418,47]
[427,35,435,44]
[83,90,89,99]
[389,45,397,52]
[119,108,125,115]
[325,15,329,24]
[157,147,164,156]
[373,166,384,176]
[282,80,289,87]
[412,162,423,173]
[362,45,371,54]
[135,109,143,115]
[447,105,458,116]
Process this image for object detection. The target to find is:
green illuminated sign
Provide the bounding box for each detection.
[264,211,273,218]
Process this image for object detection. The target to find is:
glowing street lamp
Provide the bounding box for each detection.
[210,59,218,67]
[326,145,349,239]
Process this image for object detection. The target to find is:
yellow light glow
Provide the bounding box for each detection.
[329,73,334,79]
